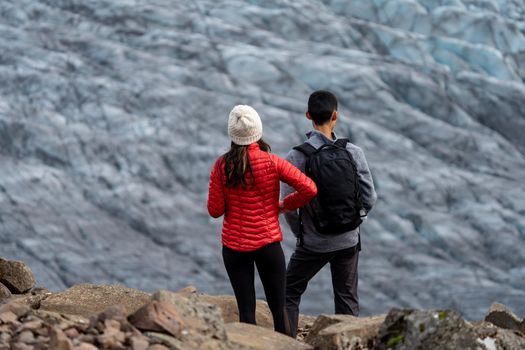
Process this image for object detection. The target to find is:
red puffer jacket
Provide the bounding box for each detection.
[207,143,317,252]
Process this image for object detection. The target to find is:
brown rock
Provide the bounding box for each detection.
[225,322,313,350]
[76,334,96,344]
[129,300,184,337]
[304,314,385,349]
[200,294,274,328]
[484,302,524,334]
[297,314,317,341]
[40,284,150,318]
[17,330,35,344]
[0,282,11,300]
[144,332,187,349]
[0,259,36,294]
[87,304,131,336]
[152,290,226,340]
[147,345,169,350]
[49,328,74,350]
[97,325,126,349]
[64,327,80,338]
[75,343,98,350]
[309,315,385,350]
[304,314,358,342]
[299,314,317,329]
[7,287,52,310]
[11,343,33,350]
[0,301,31,318]
[130,335,150,350]
[97,305,128,323]
[17,319,44,332]
[0,311,18,323]
[105,319,122,330]
[31,309,89,331]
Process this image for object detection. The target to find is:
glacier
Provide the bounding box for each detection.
[0,0,524,319]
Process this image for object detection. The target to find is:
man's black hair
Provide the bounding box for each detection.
[307,90,338,125]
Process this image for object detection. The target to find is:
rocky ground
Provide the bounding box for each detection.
[1,259,525,350]
[0,0,524,320]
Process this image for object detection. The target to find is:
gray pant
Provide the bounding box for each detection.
[285,245,359,338]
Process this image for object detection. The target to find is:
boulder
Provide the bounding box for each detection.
[129,300,185,337]
[144,332,185,349]
[0,259,35,294]
[96,321,126,349]
[225,322,313,350]
[305,314,385,349]
[490,327,525,349]
[0,301,31,318]
[0,283,11,300]
[31,309,89,330]
[484,303,525,334]
[152,290,227,341]
[49,328,73,350]
[130,335,150,350]
[473,321,525,350]
[375,309,483,350]
[199,294,273,328]
[39,284,150,318]
[94,304,128,324]
[0,311,18,324]
[8,287,52,309]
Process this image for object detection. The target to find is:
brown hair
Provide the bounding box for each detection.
[222,139,271,188]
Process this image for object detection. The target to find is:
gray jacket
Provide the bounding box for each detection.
[281,130,377,253]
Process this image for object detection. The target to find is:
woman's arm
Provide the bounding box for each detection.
[207,159,226,218]
[273,154,317,211]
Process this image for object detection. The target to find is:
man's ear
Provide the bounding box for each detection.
[306,112,312,120]
[331,110,337,121]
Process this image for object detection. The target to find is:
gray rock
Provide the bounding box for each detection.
[199,294,274,328]
[143,332,185,350]
[484,303,525,334]
[305,314,385,350]
[152,290,226,341]
[0,259,35,294]
[225,322,313,350]
[39,284,150,318]
[0,283,11,300]
[376,309,480,350]
[374,308,525,350]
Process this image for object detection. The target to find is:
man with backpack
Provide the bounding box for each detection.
[281,90,377,337]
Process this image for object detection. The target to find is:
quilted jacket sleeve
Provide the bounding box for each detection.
[272,154,317,211]
[207,158,226,218]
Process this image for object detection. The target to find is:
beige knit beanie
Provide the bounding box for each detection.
[228,105,263,145]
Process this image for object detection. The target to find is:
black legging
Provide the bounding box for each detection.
[222,241,291,336]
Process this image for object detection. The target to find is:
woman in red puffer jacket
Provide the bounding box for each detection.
[207,105,317,336]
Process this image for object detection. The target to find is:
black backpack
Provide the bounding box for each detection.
[294,138,364,237]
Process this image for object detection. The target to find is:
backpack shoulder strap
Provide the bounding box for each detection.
[293,142,317,157]
[334,138,350,148]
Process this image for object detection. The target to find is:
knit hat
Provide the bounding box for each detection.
[228,105,263,145]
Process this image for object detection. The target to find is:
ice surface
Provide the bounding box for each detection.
[0,0,524,319]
